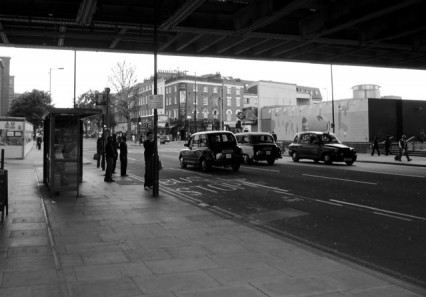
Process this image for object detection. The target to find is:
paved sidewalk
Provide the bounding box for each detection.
[1,147,425,297]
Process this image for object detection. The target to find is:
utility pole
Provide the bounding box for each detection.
[194,72,197,133]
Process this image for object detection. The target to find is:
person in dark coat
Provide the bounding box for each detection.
[112,133,119,173]
[384,135,393,155]
[36,134,42,150]
[371,136,380,156]
[96,135,103,168]
[104,136,115,182]
[119,136,128,176]
[397,135,412,161]
[143,131,155,190]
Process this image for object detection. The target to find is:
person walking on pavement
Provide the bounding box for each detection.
[143,131,155,190]
[112,133,119,174]
[36,133,42,150]
[96,135,103,168]
[104,136,115,182]
[119,136,128,176]
[371,136,380,156]
[384,135,393,155]
[397,135,412,161]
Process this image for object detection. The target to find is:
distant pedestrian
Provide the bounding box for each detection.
[112,133,119,173]
[143,131,155,190]
[36,134,42,150]
[272,131,277,142]
[384,135,393,155]
[104,136,115,182]
[119,136,128,176]
[96,135,103,168]
[371,136,380,156]
[397,135,412,161]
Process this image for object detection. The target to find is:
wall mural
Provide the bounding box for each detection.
[270,98,369,142]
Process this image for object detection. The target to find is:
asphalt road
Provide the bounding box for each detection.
[83,138,426,288]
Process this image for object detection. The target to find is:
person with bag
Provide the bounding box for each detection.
[396,135,412,162]
[143,131,155,190]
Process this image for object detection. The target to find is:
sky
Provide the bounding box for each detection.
[1,46,426,108]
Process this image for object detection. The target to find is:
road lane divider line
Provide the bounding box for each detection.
[219,179,291,194]
[303,174,378,185]
[373,212,412,222]
[241,166,280,173]
[330,199,426,222]
[315,199,343,207]
[350,169,424,178]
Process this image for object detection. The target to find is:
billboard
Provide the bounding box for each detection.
[270,98,369,142]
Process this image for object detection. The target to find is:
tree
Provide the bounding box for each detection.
[8,89,54,131]
[108,61,140,136]
[76,90,103,137]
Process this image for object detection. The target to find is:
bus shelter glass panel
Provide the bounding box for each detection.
[52,116,79,190]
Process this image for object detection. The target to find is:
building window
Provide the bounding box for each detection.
[227,97,232,106]
[236,88,241,95]
[226,110,232,122]
[227,87,232,95]
[212,109,219,119]
[203,86,208,93]
[202,109,209,119]
[236,97,240,107]
[213,97,218,106]
[213,87,218,93]
[203,96,208,105]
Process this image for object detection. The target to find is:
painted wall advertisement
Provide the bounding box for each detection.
[270,98,369,142]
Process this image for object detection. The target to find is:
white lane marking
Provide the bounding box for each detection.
[350,169,424,179]
[330,199,426,222]
[241,167,280,173]
[315,199,343,207]
[373,212,412,222]
[303,174,377,185]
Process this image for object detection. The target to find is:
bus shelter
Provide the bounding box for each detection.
[43,108,101,196]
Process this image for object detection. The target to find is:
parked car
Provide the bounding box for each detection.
[235,132,282,165]
[159,135,170,144]
[288,131,357,165]
[179,131,243,171]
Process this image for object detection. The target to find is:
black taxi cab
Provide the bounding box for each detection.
[288,131,357,165]
[179,131,243,171]
[235,132,282,165]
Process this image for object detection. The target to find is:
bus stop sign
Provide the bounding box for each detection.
[148,95,163,109]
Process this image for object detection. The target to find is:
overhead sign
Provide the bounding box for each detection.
[148,94,164,109]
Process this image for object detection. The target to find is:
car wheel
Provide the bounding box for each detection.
[244,154,253,164]
[179,156,187,168]
[267,159,275,165]
[291,152,300,162]
[200,159,211,172]
[232,162,240,171]
[323,154,333,164]
[345,160,355,165]
[313,159,319,163]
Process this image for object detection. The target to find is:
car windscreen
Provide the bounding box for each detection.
[209,133,237,145]
[321,134,341,144]
[251,135,274,144]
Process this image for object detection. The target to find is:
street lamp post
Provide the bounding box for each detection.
[49,67,64,95]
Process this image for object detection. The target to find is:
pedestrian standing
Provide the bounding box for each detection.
[112,133,119,173]
[272,131,277,142]
[104,136,115,182]
[96,135,103,168]
[371,136,380,156]
[397,135,412,161]
[143,131,155,190]
[119,136,128,176]
[384,135,393,155]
